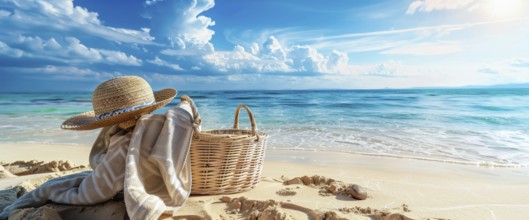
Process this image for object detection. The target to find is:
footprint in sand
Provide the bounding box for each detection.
[276,188,297,196]
[219,196,349,220]
[339,206,414,220]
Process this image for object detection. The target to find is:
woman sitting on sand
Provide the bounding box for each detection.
[0,76,197,219]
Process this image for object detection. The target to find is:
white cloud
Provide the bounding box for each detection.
[250,43,260,55]
[476,58,529,82]
[149,73,185,83]
[201,37,303,74]
[381,41,461,55]
[366,60,405,77]
[406,1,425,15]
[148,72,244,88]
[145,0,215,49]
[478,67,499,74]
[65,37,102,60]
[491,58,529,70]
[63,37,142,66]
[406,0,475,14]
[15,35,47,51]
[326,50,351,73]
[0,41,23,57]
[0,9,11,17]
[147,56,184,71]
[203,45,271,73]
[0,0,153,44]
[262,36,288,61]
[99,50,143,66]
[160,48,208,56]
[5,35,142,66]
[41,66,100,76]
[10,65,124,80]
[44,38,62,50]
[288,45,326,72]
[510,58,529,68]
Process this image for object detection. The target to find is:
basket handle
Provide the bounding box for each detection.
[180,95,202,134]
[233,104,259,141]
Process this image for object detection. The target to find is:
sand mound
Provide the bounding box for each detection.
[219,196,353,220]
[2,160,86,176]
[0,165,16,178]
[220,196,304,220]
[283,175,367,200]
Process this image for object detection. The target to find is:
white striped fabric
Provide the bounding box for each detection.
[124,101,194,220]
[0,102,195,220]
[0,128,131,219]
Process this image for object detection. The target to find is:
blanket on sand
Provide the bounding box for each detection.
[0,101,196,220]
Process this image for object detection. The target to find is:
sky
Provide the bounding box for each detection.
[0,0,529,91]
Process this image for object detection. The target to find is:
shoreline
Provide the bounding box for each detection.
[1,142,526,168]
[1,142,529,219]
[269,147,528,168]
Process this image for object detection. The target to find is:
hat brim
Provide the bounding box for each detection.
[61,88,177,130]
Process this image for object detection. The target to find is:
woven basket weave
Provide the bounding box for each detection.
[181,95,269,195]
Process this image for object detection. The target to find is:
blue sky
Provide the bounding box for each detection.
[0,0,528,91]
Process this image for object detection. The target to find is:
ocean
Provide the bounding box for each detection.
[1,89,529,167]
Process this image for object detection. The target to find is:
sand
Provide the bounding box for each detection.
[1,143,529,219]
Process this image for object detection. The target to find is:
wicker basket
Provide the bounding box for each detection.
[181,95,269,195]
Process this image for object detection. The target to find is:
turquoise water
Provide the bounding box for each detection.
[1,89,529,167]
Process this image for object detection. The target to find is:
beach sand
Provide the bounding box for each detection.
[1,143,529,219]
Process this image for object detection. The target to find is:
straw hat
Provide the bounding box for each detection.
[61,76,177,130]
